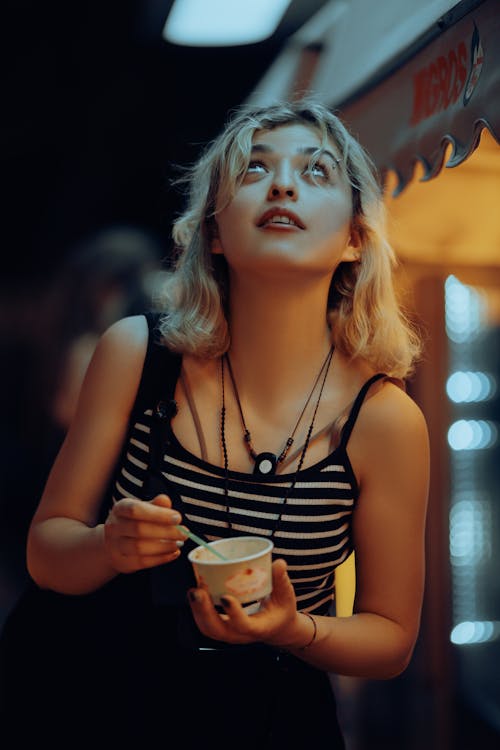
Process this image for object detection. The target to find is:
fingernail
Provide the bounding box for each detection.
[188,589,201,604]
[171,513,182,524]
[175,540,184,548]
[220,596,231,609]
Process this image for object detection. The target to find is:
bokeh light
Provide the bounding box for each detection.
[446,371,496,402]
[447,420,498,450]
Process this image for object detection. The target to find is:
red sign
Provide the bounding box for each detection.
[410,24,483,125]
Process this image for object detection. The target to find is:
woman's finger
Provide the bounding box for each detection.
[116,536,183,557]
[187,588,255,644]
[112,496,181,525]
[269,558,296,607]
[218,595,257,636]
[150,493,174,509]
[187,588,230,641]
[126,549,181,570]
[108,517,186,541]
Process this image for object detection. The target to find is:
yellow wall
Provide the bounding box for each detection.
[385,129,500,267]
[335,553,356,616]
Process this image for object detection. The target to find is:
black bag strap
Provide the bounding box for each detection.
[132,316,200,610]
[111,313,196,608]
[100,312,181,518]
[136,313,182,487]
[130,311,182,423]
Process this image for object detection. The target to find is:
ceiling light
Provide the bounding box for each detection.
[163,0,292,46]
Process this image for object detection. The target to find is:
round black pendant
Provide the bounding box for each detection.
[253,452,277,476]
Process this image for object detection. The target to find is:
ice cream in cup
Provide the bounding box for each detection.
[188,536,274,614]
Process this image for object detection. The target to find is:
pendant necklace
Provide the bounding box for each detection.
[224,346,334,476]
[220,345,334,532]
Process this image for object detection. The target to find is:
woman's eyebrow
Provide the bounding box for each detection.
[299,146,340,163]
[250,144,340,163]
[250,144,273,154]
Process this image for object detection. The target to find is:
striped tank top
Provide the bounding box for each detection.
[111,314,385,616]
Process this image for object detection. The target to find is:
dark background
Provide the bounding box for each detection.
[2,0,328,281]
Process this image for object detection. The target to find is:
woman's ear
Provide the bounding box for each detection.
[208,218,224,255]
[340,226,362,263]
[211,236,224,255]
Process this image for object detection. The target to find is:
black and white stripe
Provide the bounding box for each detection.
[114,408,358,615]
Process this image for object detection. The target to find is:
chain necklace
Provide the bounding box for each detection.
[220,346,334,533]
[224,346,334,476]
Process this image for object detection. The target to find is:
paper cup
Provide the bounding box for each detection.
[188,536,274,613]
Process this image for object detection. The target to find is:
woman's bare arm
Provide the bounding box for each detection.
[27,315,184,594]
[288,383,430,677]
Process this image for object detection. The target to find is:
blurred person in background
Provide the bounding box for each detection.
[41,224,163,455]
[0,224,163,616]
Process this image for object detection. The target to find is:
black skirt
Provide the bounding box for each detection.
[0,575,346,750]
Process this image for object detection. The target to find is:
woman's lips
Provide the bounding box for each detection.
[256,208,306,229]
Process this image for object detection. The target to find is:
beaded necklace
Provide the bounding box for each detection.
[220,346,334,533]
[224,346,334,476]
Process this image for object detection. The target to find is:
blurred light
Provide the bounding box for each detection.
[450,500,476,564]
[450,496,491,566]
[447,419,498,450]
[445,275,486,343]
[163,0,293,46]
[446,371,496,402]
[451,621,500,645]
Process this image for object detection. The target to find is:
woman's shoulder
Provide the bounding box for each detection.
[357,377,427,441]
[352,378,429,470]
[344,376,429,499]
[366,378,425,423]
[100,314,149,350]
[79,315,150,403]
[92,314,150,368]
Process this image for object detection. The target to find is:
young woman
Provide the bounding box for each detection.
[17,99,429,748]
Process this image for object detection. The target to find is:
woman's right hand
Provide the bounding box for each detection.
[103,493,186,574]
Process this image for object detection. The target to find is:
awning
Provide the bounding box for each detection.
[247,0,500,195]
[385,128,500,266]
[339,0,500,195]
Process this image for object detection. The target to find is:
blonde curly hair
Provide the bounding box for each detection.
[156,97,421,379]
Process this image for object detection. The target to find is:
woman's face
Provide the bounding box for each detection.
[213,123,360,279]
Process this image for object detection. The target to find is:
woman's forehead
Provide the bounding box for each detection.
[250,123,340,158]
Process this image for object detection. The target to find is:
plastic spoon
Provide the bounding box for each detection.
[176,525,229,561]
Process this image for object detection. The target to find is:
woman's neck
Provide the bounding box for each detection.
[227,273,333,410]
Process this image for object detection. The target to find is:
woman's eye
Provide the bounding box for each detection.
[246,161,267,174]
[305,161,330,179]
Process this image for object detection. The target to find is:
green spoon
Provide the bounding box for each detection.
[176,525,229,561]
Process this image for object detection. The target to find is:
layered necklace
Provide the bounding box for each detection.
[223,347,334,476]
[219,345,334,533]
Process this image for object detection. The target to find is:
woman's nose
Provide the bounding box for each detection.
[269,183,297,200]
[267,164,298,201]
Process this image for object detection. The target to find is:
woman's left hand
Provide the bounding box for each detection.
[187,558,305,648]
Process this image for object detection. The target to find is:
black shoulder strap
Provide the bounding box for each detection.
[339,373,387,448]
[100,313,181,520]
[129,312,182,422]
